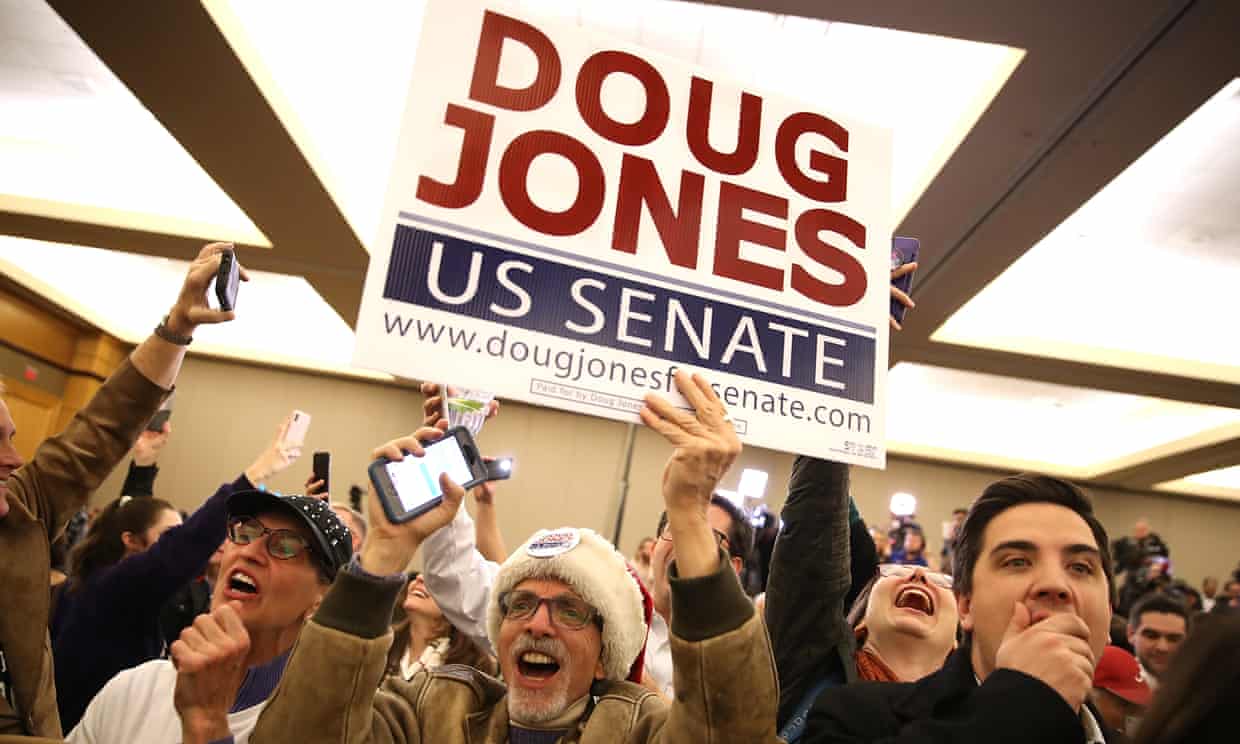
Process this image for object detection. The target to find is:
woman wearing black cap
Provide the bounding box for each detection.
[66,488,353,744]
[50,415,305,731]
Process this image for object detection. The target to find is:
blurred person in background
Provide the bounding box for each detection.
[632,536,656,588]
[888,527,930,567]
[1211,579,1240,614]
[330,503,367,554]
[940,508,968,576]
[385,573,497,681]
[643,493,753,696]
[1200,576,1218,612]
[305,469,368,554]
[1127,592,1188,691]
[50,415,308,730]
[1168,581,1202,613]
[1090,645,1151,742]
[1133,614,1240,744]
[1113,518,1171,616]
[0,242,241,738]
[750,507,779,593]
[1118,555,1173,617]
[1112,518,1169,574]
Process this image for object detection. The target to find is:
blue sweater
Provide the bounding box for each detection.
[51,474,252,730]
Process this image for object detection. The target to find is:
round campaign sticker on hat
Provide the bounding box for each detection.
[527,528,581,558]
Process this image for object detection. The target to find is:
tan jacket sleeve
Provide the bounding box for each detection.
[636,553,782,744]
[10,358,167,540]
[251,569,422,744]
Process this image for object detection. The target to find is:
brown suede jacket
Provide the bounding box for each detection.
[252,552,780,744]
[0,360,167,738]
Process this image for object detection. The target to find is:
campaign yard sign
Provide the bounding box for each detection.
[353,0,894,467]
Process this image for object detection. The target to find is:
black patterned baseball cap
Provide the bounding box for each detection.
[227,490,353,578]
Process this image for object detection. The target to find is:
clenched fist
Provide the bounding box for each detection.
[172,602,251,744]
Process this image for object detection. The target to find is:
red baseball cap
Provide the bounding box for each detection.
[1092,646,1152,706]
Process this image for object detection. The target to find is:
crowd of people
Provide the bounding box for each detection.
[1,242,1237,744]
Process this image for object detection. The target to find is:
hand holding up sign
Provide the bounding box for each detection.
[640,370,740,579]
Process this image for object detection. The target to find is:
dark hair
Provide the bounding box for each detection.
[846,574,880,631]
[1133,614,1240,744]
[69,496,178,585]
[386,577,497,678]
[385,619,497,678]
[951,474,1113,598]
[1129,592,1189,628]
[655,493,753,564]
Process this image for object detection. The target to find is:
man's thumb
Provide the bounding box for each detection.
[439,472,465,510]
[1005,602,1033,639]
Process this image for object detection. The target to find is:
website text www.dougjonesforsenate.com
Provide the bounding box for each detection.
[384,312,872,434]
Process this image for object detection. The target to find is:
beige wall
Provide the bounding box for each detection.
[92,355,1240,587]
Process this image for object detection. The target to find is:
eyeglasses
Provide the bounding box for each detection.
[658,528,731,552]
[498,590,601,630]
[227,516,311,560]
[878,563,954,590]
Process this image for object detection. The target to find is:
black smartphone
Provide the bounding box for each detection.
[146,393,174,432]
[890,237,919,326]
[146,409,171,432]
[484,457,514,482]
[216,248,240,312]
[368,427,488,524]
[312,451,331,495]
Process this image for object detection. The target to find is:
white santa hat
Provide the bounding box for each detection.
[487,527,647,682]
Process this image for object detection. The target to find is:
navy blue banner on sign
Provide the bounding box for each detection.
[382,223,876,404]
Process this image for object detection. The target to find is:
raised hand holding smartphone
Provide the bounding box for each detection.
[369,427,488,524]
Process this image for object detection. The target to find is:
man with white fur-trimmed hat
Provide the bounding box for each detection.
[243,370,779,744]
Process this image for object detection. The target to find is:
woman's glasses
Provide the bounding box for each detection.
[878,563,954,589]
[226,516,311,560]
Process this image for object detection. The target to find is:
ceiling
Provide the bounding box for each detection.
[1,0,1238,503]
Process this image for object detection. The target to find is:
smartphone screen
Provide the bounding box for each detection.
[385,437,473,514]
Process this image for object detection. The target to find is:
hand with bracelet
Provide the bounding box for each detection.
[155,243,251,346]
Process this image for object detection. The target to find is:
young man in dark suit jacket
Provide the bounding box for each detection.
[806,475,1118,744]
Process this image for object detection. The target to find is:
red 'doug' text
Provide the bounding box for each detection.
[416,10,868,308]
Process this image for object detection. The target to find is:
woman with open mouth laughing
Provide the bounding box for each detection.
[765,456,960,742]
[386,574,496,680]
[846,564,959,682]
